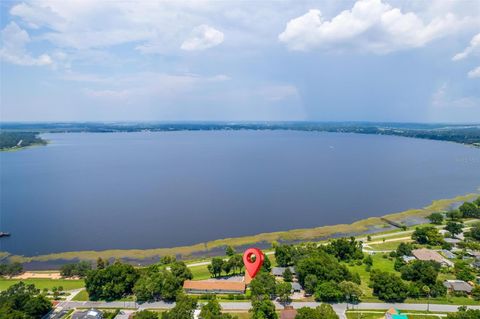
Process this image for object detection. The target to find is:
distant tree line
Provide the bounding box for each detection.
[2,122,479,146]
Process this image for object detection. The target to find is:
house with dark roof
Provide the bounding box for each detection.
[272,267,296,277]
[291,282,302,293]
[443,280,473,294]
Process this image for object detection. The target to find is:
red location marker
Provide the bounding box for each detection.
[243,247,264,279]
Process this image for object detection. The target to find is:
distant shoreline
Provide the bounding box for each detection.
[3,191,478,269]
[1,122,479,147]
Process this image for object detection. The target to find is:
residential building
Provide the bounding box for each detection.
[402,256,416,263]
[412,248,454,267]
[441,250,456,259]
[183,280,246,294]
[272,267,296,277]
[443,280,473,294]
[291,282,302,293]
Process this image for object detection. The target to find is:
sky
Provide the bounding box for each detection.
[0,0,479,123]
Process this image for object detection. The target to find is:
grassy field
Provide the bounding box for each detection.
[6,192,477,264]
[72,289,89,301]
[0,278,84,291]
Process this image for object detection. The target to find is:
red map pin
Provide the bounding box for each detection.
[243,247,264,279]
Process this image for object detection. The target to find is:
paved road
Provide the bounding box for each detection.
[58,300,480,319]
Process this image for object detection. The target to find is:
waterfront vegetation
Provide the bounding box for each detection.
[0,131,46,151]
[4,192,478,266]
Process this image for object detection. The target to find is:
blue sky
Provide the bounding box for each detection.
[0,0,479,122]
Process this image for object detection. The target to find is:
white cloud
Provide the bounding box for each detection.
[468,66,480,78]
[452,33,480,79]
[279,0,470,53]
[431,83,479,108]
[453,33,480,60]
[0,22,53,66]
[79,71,230,102]
[181,25,224,51]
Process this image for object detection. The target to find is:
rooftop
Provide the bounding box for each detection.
[443,280,473,293]
[412,248,453,266]
[272,266,295,276]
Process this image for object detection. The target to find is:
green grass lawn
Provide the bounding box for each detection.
[72,289,89,301]
[0,278,85,291]
[190,264,212,280]
[345,253,395,299]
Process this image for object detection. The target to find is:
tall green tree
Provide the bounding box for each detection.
[412,226,444,245]
[427,212,444,225]
[283,268,293,282]
[85,262,139,301]
[303,274,318,295]
[445,222,463,238]
[459,202,480,218]
[170,261,193,283]
[200,298,237,319]
[370,270,408,302]
[276,282,292,305]
[250,272,277,299]
[208,258,225,278]
[225,246,236,257]
[161,294,197,319]
[250,299,278,319]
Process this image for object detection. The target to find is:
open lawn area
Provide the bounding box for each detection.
[345,253,396,299]
[0,278,85,291]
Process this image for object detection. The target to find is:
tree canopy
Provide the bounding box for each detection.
[0,282,52,319]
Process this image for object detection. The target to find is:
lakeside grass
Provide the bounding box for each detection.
[4,192,477,265]
[0,278,84,291]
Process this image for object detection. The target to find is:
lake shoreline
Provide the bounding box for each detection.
[3,191,478,269]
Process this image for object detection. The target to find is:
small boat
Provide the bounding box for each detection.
[0,232,11,238]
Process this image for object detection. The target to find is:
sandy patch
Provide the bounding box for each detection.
[11,272,79,280]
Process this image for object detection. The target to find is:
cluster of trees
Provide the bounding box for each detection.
[60,261,92,278]
[275,238,363,267]
[85,259,194,302]
[295,305,339,319]
[412,226,445,246]
[454,261,477,283]
[134,262,192,302]
[0,262,23,277]
[85,260,139,301]
[274,241,363,303]
[446,307,480,319]
[0,282,52,319]
[0,132,46,149]
[207,255,244,278]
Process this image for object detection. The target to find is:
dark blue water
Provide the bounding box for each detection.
[1,131,479,256]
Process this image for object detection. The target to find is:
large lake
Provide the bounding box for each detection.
[1,131,480,256]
